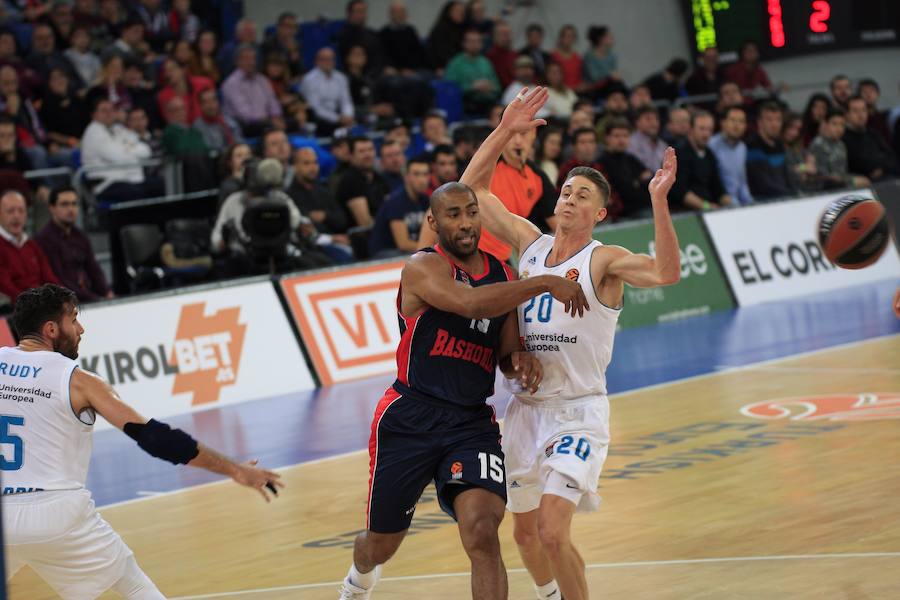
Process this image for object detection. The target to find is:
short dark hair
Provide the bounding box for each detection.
[349,135,373,154]
[407,156,431,171]
[587,25,609,47]
[260,127,286,151]
[277,11,296,25]
[666,58,689,77]
[720,104,746,120]
[604,117,631,136]
[90,95,112,114]
[758,101,782,116]
[825,106,846,120]
[830,74,849,89]
[380,139,399,154]
[423,110,447,125]
[12,284,78,340]
[847,94,867,108]
[634,104,659,120]
[346,0,365,15]
[430,181,476,213]
[48,185,77,206]
[571,127,597,144]
[526,23,544,36]
[857,78,879,93]
[564,166,610,207]
[432,144,455,160]
[690,109,714,127]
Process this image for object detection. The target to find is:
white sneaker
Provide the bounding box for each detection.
[338,565,382,599]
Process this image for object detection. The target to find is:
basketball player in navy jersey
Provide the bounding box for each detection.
[339,148,592,598]
[462,87,681,600]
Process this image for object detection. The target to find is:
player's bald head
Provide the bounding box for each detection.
[430,181,477,215]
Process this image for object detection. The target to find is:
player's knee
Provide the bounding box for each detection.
[358,530,404,565]
[537,520,570,557]
[460,513,502,557]
[513,518,540,548]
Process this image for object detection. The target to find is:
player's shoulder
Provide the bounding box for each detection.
[590,243,633,268]
[403,247,449,278]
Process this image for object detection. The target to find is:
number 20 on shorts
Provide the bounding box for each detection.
[555,435,590,461]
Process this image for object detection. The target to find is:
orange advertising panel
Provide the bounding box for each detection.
[281,261,406,386]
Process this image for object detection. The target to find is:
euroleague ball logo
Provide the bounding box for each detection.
[451,461,464,480]
[565,268,580,281]
[741,393,900,421]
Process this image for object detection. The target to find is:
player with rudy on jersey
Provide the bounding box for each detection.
[1,284,283,599]
[460,87,681,600]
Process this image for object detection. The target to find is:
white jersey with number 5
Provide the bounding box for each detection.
[0,347,93,494]
[516,235,620,402]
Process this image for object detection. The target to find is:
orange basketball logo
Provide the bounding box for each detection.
[565,268,579,281]
[741,393,900,421]
[450,461,463,480]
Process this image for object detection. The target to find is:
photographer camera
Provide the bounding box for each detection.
[210,157,334,276]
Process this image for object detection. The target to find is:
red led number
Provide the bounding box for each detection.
[809,0,830,33]
[768,0,785,47]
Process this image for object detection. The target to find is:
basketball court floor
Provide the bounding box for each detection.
[8,280,900,599]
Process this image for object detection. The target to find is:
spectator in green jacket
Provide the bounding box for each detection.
[443,29,499,116]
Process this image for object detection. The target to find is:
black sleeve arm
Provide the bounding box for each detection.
[124,419,200,465]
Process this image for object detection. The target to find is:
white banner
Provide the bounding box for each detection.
[281,261,405,385]
[703,191,900,305]
[77,282,315,429]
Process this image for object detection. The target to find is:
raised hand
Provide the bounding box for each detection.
[648,146,677,201]
[499,86,549,134]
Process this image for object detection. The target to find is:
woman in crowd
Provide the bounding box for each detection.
[427,1,467,71]
[85,53,131,113]
[550,24,583,92]
[189,29,221,84]
[156,56,213,124]
[583,25,619,96]
[536,126,564,186]
[801,92,831,145]
[783,111,821,192]
[217,142,252,207]
[544,61,578,120]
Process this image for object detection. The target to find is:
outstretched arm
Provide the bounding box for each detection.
[402,252,589,319]
[460,87,547,254]
[603,147,682,288]
[71,370,283,502]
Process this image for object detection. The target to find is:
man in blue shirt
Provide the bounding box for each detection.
[369,157,431,257]
[709,105,753,205]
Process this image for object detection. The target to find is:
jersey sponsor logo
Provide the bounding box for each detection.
[528,256,537,265]
[429,328,495,373]
[740,393,900,422]
[451,461,463,480]
[2,486,44,495]
[457,270,471,286]
[565,268,579,281]
[170,303,247,405]
[509,480,521,488]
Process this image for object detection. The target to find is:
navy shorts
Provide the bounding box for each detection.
[365,387,506,534]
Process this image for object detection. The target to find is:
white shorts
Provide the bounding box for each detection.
[3,489,133,598]
[504,394,610,514]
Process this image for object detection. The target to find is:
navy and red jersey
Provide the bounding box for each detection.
[393,245,514,407]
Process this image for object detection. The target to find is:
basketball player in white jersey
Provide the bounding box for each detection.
[1,284,283,599]
[460,87,681,600]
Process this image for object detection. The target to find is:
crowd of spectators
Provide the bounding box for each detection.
[2,0,899,310]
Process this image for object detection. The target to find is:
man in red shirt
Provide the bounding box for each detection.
[0,191,59,303]
[485,21,517,89]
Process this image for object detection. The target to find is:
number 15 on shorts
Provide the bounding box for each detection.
[478,452,504,483]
